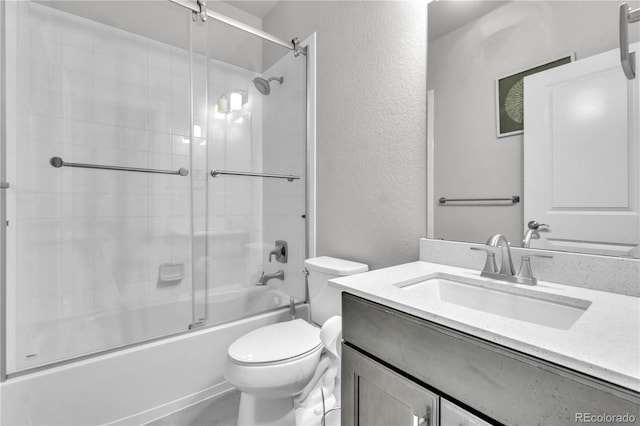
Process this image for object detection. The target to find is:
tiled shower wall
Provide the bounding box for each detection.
[262,52,307,302]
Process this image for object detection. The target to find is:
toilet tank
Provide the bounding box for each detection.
[304,256,368,325]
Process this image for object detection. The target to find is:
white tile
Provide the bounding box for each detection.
[171,96,190,136]
[61,219,94,244]
[94,218,123,241]
[171,195,191,217]
[122,217,149,239]
[148,132,171,154]
[61,18,92,50]
[119,282,148,309]
[171,134,190,156]
[147,41,171,71]
[31,115,64,143]
[61,69,91,98]
[148,195,172,216]
[92,24,123,58]
[94,286,122,312]
[65,120,93,147]
[31,62,62,92]
[121,195,148,217]
[147,107,171,134]
[30,6,62,42]
[121,172,149,195]
[30,89,63,117]
[122,35,147,65]
[93,98,122,127]
[93,54,122,80]
[69,193,95,218]
[149,217,172,238]
[62,93,94,122]
[30,36,62,66]
[93,172,123,195]
[122,61,146,85]
[121,127,147,152]
[62,45,92,74]
[148,67,171,91]
[95,194,121,218]
[170,216,191,238]
[93,121,121,147]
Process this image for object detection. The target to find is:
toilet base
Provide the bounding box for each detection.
[237,392,295,426]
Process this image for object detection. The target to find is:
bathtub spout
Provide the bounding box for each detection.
[256,270,284,286]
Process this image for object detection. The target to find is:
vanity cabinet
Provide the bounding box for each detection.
[342,344,437,426]
[341,293,640,426]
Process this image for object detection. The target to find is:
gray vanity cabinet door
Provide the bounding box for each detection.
[342,344,438,426]
[440,399,491,426]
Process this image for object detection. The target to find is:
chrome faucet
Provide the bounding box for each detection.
[486,233,515,276]
[471,233,552,286]
[523,221,549,248]
[256,270,285,286]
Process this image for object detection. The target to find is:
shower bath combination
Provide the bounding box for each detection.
[0,0,311,423]
[252,76,284,95]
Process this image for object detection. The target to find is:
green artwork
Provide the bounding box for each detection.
[496,56,572,137]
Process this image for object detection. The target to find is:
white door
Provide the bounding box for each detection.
[524,44,640,257]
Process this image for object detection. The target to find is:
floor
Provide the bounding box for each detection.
[146,390,240,426]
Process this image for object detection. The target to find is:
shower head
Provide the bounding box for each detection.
[252,76,284,95]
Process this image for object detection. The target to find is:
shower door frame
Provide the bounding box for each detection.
[0,0,316,382]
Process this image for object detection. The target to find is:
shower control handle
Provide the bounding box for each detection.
[269,240,288,263]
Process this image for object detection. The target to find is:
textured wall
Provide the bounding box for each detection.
[263,1,427,270]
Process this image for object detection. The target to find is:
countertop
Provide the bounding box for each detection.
[329,261,640,392]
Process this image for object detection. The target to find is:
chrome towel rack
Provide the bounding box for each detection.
[210,169,300,182]
[439,196,520,204]
[49,157,189,176]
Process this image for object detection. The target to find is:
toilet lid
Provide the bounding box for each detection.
[228,319,321,364]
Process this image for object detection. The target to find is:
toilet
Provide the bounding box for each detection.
[224,256,368,426]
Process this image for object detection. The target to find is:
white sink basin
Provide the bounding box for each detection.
[394,273,591,330]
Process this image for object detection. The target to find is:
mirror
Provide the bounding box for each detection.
[428,0,640,258]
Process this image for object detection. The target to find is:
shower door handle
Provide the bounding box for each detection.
[620,3,640,80]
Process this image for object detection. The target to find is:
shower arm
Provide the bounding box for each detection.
[620,3,640,80]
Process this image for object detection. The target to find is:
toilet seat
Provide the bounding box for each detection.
[228,319,321,365]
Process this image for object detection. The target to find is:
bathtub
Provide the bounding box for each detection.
[2,288,304,426]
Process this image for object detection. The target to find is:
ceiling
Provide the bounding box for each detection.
[222,1,279,19]
[429,1,510,41]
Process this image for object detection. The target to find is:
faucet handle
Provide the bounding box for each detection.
[517,253,553,284]
[528,220,550,231]
[470,247,498,273]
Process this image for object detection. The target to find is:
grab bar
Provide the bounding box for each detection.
[620,3,640,80]
[210,169,300,182]
[439,196,520,204]
[49,157,189,176]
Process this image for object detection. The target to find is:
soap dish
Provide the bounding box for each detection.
[158,262,185,282]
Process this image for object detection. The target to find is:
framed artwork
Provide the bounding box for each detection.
[495,55,574,138]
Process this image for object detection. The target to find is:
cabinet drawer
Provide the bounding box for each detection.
[441,399,491,426]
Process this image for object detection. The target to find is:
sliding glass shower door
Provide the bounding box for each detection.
[201,18,308,325]
[4,1,196,373]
